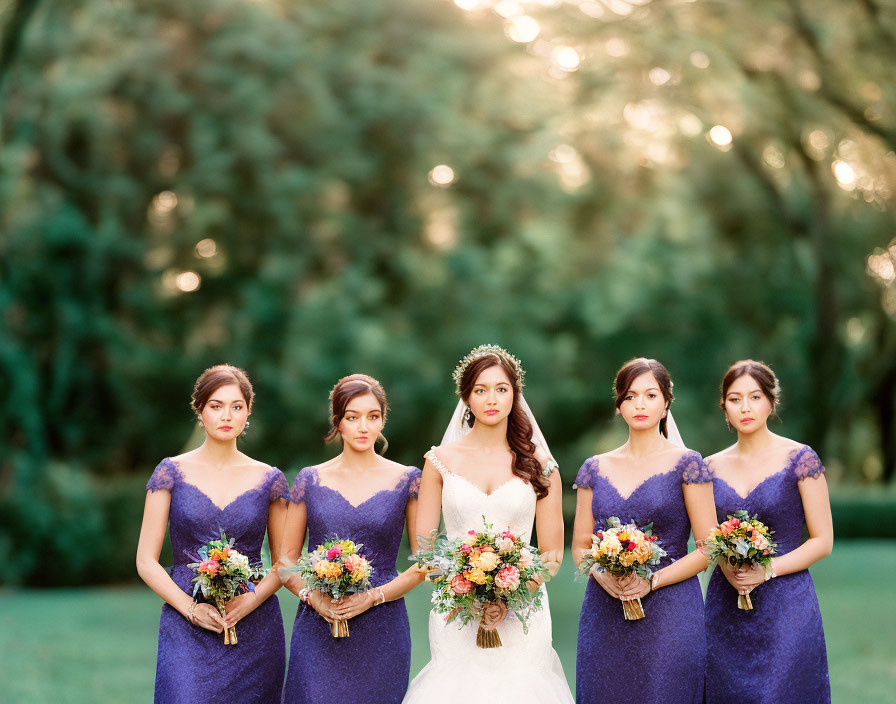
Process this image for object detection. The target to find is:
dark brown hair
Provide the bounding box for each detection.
[720,360,780,414]
[325,374,388,453]
[613,357,674,438]
[191,364,254,418]
[459,352,550,500]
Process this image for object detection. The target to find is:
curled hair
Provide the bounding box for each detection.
[191,364,253,418]
[720,360,781,414]
[325,374,389,454]
[458,352,550,500]
[613,358,674,438]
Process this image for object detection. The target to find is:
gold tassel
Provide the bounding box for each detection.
[330,619,350,638]
[738,593,754,610]
[621,597,645,620]
[476,623,503,648]
[215,598,236,645]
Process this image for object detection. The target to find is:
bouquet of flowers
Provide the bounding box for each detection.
[294,537,373,637]
[411,520,551,648]
[703,510,777,610]
[575,516,667,621]
[188,532,264,644]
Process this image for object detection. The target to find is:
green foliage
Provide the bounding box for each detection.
[0,0,895,584]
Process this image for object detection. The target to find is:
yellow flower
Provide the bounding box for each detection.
[473,550,500,572]
[314,561,330,579]
[465,568,487,585]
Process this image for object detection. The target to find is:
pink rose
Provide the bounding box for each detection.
[344,554,363,572]
[495,565,520,590]
[326,545,343,560]
[198,559,220,576]
[450,574,473,595]
[459,543,472,555]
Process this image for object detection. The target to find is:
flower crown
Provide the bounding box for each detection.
[452,344,525,395]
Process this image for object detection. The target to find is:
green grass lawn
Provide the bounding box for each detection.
[1,541,893,703]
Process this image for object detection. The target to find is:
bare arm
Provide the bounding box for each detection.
[534,467,564,577]
[414,459,444,540]
[279,499,309,596]
[136,490,195,616]
[651,482,716,590]
[247,499,289,601]
[772,475,833,576]
[571,487,597,568]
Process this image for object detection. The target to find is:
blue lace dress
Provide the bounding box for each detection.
[282,465,421,704]
[573,451,711,703]
[146,458,289,704]
[705,445,830,703]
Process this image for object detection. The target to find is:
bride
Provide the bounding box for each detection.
[403,345,574,702]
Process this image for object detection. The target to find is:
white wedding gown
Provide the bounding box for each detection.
[402,449,574,703]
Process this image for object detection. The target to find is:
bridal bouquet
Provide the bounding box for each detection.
[575,516,666,621]
[293,537,373,637]
[188,532,264,645]
[411,520,550,648]
[703,510,777,610]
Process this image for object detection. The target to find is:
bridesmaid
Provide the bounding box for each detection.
[136,364,289,703]
[280,374,422,704]
[705,360,832,703]
[571,358,716,704]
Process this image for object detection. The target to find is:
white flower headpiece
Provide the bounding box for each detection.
[452,344,525,395]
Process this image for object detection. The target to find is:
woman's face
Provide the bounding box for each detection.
[337,392,385,453]
[467,364,514,427]
[618,372,667,433]
[724,374,774,435]
[200,383,250,441]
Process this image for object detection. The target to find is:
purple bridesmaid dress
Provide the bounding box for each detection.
[282,465,421,704]
[574,450,711,704]
[705,445,831,703]
[146,458,289,704]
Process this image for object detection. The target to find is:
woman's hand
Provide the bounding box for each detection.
[619,575,651,601]
[223,591,259,629]
[733,563,766,594]
[331,591,375,620]
[479,601,508,630]
[719,560,743,591]
[307,591,339,623]
[591,569,627,599]
[192,603,226,633]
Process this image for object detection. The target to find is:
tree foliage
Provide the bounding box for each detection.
[1,0,894,584]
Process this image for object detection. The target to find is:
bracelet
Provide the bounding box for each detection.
[299,587,311,603]
[187,600,197,624]
[764,566,776,582]
[375,588,386,606]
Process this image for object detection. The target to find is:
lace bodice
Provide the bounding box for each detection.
[425,447,537,542]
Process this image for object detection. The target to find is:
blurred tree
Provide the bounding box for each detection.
[0,0,894,584]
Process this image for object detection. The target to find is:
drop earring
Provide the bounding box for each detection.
[725,418,732,432]
[240,420,251,437]
[463,406,473,427]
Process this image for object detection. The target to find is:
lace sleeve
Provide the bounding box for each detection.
[269,468,289,503]
[289,467,314,504]
[678,451,712,484]
[407,467,422,499]
[793,446,825,481]
[572,457,598,490]
[425,447,450,477]
[146,458,178,492]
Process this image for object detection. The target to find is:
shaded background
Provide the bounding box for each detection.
[1,0,894,700]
